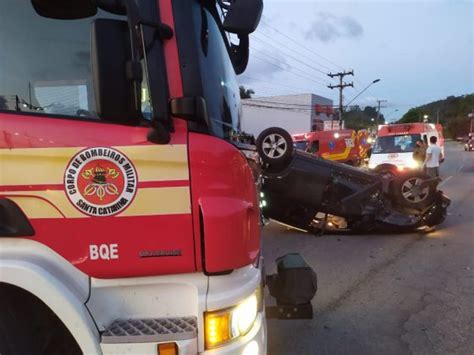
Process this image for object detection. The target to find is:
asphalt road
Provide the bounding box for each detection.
[263,141,474,355]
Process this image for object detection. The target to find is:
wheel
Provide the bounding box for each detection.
[0,285,81,355]
[256,127,293,166]
[0,291,37,355]
[391,172,437,210]
[375,168,396,179]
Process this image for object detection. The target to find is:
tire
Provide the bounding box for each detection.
[391,172,437,210]
[256,127,294,166]
[0,292,38,355]
[376,168,396,179]
[0,285,81,355]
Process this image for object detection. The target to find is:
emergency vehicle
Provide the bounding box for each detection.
[293,129,370,166]
[368,123,445,173]
[0,1,282,354]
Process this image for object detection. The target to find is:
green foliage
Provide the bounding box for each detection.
[398,94,474,138]
[344,106,385,131]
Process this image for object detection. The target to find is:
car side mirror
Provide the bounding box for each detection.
[222,0,263,35]
[91,19,142,124]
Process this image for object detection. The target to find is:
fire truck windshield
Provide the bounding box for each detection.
[0,0,154,121]
[373,134,421,154]
[193,5,242,139]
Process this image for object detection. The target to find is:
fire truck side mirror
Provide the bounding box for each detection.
[170,97,208,124]
[222,0,263,35]
[265,253,317,320]
[31,0,98,19]
[31,0,128,19]
[91,19,143,124]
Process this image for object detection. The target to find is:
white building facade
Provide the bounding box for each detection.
[240,93,336,138]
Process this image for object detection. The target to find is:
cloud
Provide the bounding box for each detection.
[244,47,291,79]
[305,12,364,42]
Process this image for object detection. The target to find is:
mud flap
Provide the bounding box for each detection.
[266,253,317,320]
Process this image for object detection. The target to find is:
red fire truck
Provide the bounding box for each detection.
[293,129,370,166]
[0,1,320,354]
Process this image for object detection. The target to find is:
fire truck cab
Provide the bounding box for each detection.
[293,129,369,166]
[0,1,308,354]
[368,123,444,173]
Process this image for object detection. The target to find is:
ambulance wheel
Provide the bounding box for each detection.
[391,172,437,210]
[256,127,293,166]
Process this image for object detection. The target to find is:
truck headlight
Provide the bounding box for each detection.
[407,160,420,169]
[368,163,376,169]
[204,292,259,349]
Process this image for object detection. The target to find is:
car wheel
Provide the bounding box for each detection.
[256,127,294,166]
[376,168,396,179]
[391,172,437,210]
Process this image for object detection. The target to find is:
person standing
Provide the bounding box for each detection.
[424,136,443,178]
[413,139,427,165]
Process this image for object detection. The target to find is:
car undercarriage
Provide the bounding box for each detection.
[242,127,450,234]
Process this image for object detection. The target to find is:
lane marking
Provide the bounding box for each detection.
[457,164,464,173]
[438,175,453,188]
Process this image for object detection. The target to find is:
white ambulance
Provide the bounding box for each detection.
[368,123,444,173]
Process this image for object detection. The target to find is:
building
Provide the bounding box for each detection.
[240,93,337,138]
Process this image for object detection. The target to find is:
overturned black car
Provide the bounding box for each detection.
[251,127,450,234]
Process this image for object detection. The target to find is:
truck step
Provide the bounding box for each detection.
[102,317,197,344]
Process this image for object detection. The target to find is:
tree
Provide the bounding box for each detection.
[397,94,474,138]
[344,106,384,131]
[239,86,254,99]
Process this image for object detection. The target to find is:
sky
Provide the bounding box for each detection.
[238,0,474,122]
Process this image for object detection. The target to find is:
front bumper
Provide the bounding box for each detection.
[100,313,266,355]
[92,264,265,355]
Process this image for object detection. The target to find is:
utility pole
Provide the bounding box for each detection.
[328,70,354,129]
[468,111,474,135]
[376,99,387,126]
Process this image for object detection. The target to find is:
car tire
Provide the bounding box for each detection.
[391,172,437,210]
[256,127,294,166]
[375,168,396,179]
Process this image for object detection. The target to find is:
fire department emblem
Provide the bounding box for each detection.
[64,147,138,217]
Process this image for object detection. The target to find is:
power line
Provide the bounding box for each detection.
[242,102,315,112]
[239,75,316,93]
[256,17,368,92]
[254,32,330,78]
[244,99,322,109]
[252,36,329,81]
[251,46,330,88]
[260,17,346,72]
[250,51,332,92]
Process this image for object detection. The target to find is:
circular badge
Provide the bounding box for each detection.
[64,147,138,217]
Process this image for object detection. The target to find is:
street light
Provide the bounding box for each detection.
[345,78,381,108]
[423,114,429,122]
